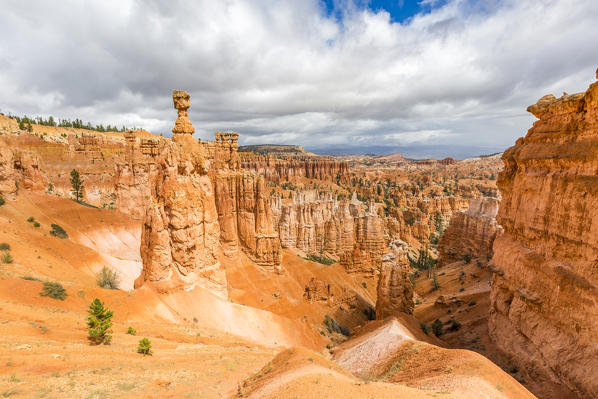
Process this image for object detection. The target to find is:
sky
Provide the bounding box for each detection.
[1,0,598,158]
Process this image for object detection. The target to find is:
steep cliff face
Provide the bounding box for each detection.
[437,197,501,267]
[0,138,46,199]
[114,161,157,220]
[273,191,385,280]
[241,156,348,183]
[384,196,470,247]
[489,73,598,398]
[376,240,414,318]
[135,133,227,297]
[213,173,282,271]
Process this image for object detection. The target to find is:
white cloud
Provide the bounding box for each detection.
[0,0,597,157]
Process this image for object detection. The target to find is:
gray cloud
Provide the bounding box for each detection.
[1,0,597,157]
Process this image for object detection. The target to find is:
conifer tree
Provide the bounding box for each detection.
[87,298,113,345]
[70,169,84,202]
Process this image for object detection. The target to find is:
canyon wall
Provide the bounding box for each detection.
[437,197,501,267]
[272,191,386,281]
[376,239,414,318]
[489,73,598,398]
[213,173,282,271]
[241,155,348,183]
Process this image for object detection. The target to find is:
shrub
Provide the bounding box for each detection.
[420,322,431,335]
[432,319,444,336]
[446,319,462,332]
[137,338,152,355]
[0,194,5,206]
[50,224,68,239]
[96,267,120,290]
[463,253,472,264]
[87,298,113,345]
[363,306,376,321]
[304,254,336,265]
[40,282,67,300]
[323,315,350,337]
[33,221,40,227]
[459,287,465,292]
[20,276,41,281]
[468,301,477,307]
[127,327,136,335]
[2,251,13,264]
[27,217,35,222]
[0,243,9,251]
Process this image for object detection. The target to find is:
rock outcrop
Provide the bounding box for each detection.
[135,92,227,296]
[213,173,282,271]
[0,138,46,199]
[376,240,414,318]
[273,191,385,280]
[489,72,598,398]
[437,197,501,266]
[241,156,348,183]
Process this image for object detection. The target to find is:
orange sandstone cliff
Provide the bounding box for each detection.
[489,72,598,398]
[438,196,501,267]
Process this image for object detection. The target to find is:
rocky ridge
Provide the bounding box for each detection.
[489,72,598,398]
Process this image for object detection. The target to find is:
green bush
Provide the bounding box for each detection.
[137,338,152,355]
[463,253,472,264]
[40,281,67,300]
[432,319,444,336]
[20,276,41,281]
[96,267,120,290]
[50,224,68,239]
[0,243,9,251]
[27,217,35,222]
[87,298,113,345]
[33,221,40,228]
[2,251,13,264]
[468,301,477,307]
[127,326,136,335]
[0,194,5,206]
[323,315,350,337]
[304,254,336,265]
[420,322,431,335]
[446,319,462,332]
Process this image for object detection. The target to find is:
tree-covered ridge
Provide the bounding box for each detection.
[8,114,129,133]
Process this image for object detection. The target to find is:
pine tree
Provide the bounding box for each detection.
[70,169,84,202]
[87,298,113,345]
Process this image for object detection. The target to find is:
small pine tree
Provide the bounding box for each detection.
[70,169,84,202]
[87,298,113,345]
[432,319,443,336]
[137,338,152,355]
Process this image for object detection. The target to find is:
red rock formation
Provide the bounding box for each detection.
[0,137,46,199]
[437,197,501,267]
[274,191,385,280]
[376,240,414,318]
[241,155,348,183]
[135,93,226,296]
[213,173,282,271]
[489,73,598,398]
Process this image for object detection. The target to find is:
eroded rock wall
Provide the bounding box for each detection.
[241,156,348,183]
[489,73,598,398]
[437,197,501,266]
[376,240,414,318]
[135,134,227,296]
[213,173,282,271]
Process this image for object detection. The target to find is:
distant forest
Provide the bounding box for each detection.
[6,114,129,133]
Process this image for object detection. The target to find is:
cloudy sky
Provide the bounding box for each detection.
[1,0,597,158]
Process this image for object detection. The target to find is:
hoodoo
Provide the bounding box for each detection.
[489,71,598,398]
